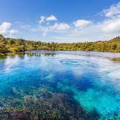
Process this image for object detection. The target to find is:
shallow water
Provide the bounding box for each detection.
[0,51,120,119]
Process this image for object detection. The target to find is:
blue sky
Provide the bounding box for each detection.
[0,0,120,43]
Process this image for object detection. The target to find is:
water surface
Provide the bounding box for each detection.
[0,51,120,119]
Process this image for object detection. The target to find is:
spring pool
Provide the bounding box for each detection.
[0,51,120,119]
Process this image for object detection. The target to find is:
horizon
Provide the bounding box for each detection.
[0,0,120,43]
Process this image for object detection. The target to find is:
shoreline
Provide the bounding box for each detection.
[1,50,120,63]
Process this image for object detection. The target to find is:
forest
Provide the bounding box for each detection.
[0,34,120,55]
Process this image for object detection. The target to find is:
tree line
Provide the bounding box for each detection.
[0,34,120,54]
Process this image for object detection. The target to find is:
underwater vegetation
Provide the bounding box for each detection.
[0,85,99,120]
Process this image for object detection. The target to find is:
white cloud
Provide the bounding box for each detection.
[38,15,57,24]
[0,22,11,34]
[101,16,120,33]
[46,15,57,21]
[103,2,120,17]
[39,23,70,36]
[100,2,120,33]
[39,16,46,24]
[9,29,18,34]
[0,22,18,37]
[73,19,91,27]
[21,25,38,32]
[52,23,70,30]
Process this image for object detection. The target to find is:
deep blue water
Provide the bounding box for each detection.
[0,51,120,119]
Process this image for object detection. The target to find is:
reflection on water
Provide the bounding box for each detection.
[0,51,120,119]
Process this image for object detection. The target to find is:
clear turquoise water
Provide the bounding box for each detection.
[0,51,120,119]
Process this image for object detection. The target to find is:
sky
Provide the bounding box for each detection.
[0,0,120,43]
